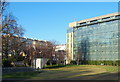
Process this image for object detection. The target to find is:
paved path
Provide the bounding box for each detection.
[2,67,35,74]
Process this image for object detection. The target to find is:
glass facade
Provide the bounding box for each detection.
[73,19,119,61]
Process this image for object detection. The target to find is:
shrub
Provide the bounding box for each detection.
[17,56,24,61]
[78,60,119,66]
[2,59,13,67]
[70,61,77,65]
[69,60,119,66]
[46,60,57,65]
[118,61,120,66]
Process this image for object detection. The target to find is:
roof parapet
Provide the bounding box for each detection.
[77,12,120,24]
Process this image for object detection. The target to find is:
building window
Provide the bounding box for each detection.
[102,17,111,21]
[80,22,86,25]
[115,15,120,18]
[90,20,97,23]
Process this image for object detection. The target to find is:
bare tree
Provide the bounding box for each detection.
[23,40,54,66]
[1,1,25,61]
[0,0,8,32]
[76,53,80,65]
[49,40,60,65]
[0,0,8,17]
[2,15,25,58]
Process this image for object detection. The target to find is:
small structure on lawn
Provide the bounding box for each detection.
[33,58,48,69]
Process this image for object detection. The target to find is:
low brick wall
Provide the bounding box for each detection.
[2,67,35,74]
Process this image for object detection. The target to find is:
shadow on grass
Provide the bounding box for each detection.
[91,72,119,80]
[69,71,119,80]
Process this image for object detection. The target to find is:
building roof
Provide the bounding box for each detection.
[69,12,120,27]
[77,12,120,24]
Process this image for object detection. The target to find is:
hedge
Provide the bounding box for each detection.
[2,59,13,67]
[70,60,120,66]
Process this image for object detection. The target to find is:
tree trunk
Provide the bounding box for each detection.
[77,59,79,65]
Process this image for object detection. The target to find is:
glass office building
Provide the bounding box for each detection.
[66,12,120,64]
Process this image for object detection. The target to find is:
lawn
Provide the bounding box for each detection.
[2,65,119,80]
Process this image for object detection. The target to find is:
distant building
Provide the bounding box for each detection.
[2,35,53,62]
[55,44,66,51]
[54,44,66,64]
[66,12,120,64]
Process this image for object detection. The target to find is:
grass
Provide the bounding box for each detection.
[97,65,118,72]
[2,65,119,80]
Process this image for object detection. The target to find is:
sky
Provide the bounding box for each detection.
[9,2,118,44]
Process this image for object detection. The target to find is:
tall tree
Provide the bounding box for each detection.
[0,0,8,17]
[1,1,25,60]
[49,40,59,65]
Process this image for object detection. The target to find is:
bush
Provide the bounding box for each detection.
[70,61,77,65]
[24,59,31,66]
[46,60,56,65]
[79,60,119,66]
[118,61,120,66]
[2,59,13,67]
[17,56,24,61]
